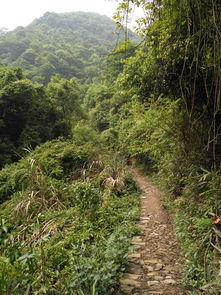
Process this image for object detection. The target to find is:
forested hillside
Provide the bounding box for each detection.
[0,65,84,168]
[0,10,141,294]
[0,11,137,83]
[0,12,138,168]
[0,1,221,294]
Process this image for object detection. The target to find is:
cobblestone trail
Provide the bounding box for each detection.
[120,168,187,295]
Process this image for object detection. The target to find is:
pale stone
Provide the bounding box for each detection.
[120,278,141,287]
[132,236,143,243]
[161,270,169,274]
[147,280,159,286]
[150,232,159,236]
[131,241,145,246]
[128,253,141,259]
[155,263,163,270]
[139,218,150,224]
[123,273,141,280]
[139,250,147,254]
[146,272,158,276]
[140,216,150,220]
[144,259,160,264]
[164,279,177,285]
[154,276,163,280]
[145,266,154,272]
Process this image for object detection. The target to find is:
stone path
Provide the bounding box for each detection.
[120,168,187,295]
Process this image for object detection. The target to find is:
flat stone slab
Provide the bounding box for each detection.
[164,279,177,285]
[155,263,164,271]
[144,259,161,264]
[154,276,164,280]
[131,241,146,246]
[140,217,150,220]
[145,265,154,272]
[147,280,160,286]
[132,236,144,243]
[146,271,158,277]
[128,253,141,259]
[139,220,150,224]
[122,273,141,280]
[120,278,141,288]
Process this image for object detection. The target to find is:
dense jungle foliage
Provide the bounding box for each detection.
[84,0,221,293]
[0,0,221,294]
[0,137,139,294]
[0,11,138,84]
[0,65,84,168]
[0,11,140,295]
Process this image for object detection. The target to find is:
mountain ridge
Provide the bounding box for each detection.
[0,11,138,83]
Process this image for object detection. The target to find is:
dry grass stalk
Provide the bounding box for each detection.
[103,176,125,192]
[13,187,66,222]
[11,219,59,247]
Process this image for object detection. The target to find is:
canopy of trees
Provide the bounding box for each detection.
[0,11,138,84]
[0,65,84,168]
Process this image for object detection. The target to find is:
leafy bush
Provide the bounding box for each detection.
[0,139,139,294]
[165,169,221,292]
[0,138,98,204]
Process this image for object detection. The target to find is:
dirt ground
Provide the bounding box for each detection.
[120,168,188,295]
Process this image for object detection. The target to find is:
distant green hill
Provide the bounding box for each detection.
[0,11,138,83]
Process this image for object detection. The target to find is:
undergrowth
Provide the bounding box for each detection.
[152,156,221,294]
[0,139,140,294]
[117,97,221,293]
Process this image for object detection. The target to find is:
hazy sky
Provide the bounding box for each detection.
[0,0,120,30]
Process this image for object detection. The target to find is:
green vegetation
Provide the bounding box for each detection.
[83,0,221,293]
[0,12,137,84]
[0,138,139,294]
[0,65,84,168]
[0,10,142,295]
[0,1,221,294]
